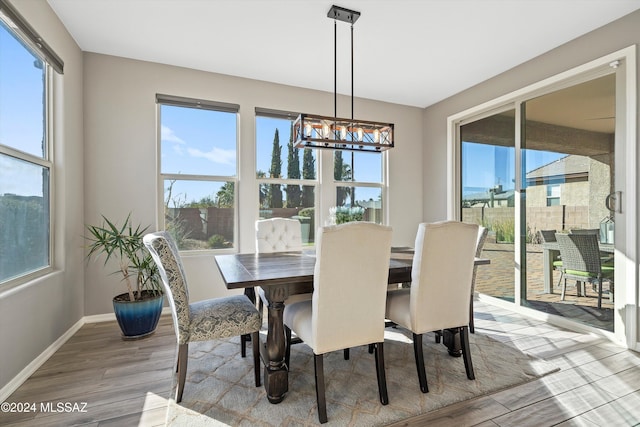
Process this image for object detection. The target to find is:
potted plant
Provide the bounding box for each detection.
[85,213,163,339]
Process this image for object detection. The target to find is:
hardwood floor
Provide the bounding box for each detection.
[2,301,639,426]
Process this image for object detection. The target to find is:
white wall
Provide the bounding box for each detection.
[83,53,424,314]
[0,0,84,393]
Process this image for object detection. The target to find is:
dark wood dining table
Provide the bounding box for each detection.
[214,248,488,404]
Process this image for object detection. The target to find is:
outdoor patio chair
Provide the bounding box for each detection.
[386,221,478,393]
[555,233,614,309]
[283,222,392,423]
[143,231,262,402]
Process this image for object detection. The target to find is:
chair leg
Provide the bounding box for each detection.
[434,330,441,343]
[314,354,328,424]
[561,278,567,301]
[412,333,428,393]
[176,343,188,403]
[469,298,475,334]
[597,278,603,309]
[343,348,350,360]
[284,325,292,369]
[460,326,475,380]
[373,342,389,405]
[251,331,261,387]
[241,288,257,358]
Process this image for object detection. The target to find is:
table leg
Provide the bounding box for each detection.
[263,286,288,403]
[543,248,559,293]
[442,328,462,357]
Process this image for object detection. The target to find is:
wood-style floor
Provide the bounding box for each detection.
[2,300,640,426]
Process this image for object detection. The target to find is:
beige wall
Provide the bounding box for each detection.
[83,53,424,315]
[0,0,84,394]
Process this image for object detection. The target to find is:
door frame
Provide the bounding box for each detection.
[447,45,637,349]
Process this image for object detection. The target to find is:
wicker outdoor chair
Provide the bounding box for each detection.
[555,233,614,309]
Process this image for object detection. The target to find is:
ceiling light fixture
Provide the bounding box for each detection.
[293,5,394,152]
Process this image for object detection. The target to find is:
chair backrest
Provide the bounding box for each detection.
[410,221,478,333]
[570,228,600,240]
[471,226,489,295]
[555,233,602,274]
[256,218,303,253]
[143,231,191,344]
[539,229,557,243]
[312,221,392,354]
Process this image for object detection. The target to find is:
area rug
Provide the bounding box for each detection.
[166,329,558,426]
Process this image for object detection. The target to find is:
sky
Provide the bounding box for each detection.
[0,21,47,197]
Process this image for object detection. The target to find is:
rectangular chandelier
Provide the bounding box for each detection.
[293,113,394,152]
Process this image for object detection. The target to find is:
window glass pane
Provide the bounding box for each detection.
[335,186,382,224]
[160,105,236,176]
[256,116,316,180]
[0,21,46,158]
[334,150,382,182]
[0,154,49,281]
[164,179,234,250]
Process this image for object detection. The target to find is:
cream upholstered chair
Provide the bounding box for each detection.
[240,218,306,355]
[386,221,478,393]
[469,225,488,334]
[283,222,393,424]
[143,231,262,403]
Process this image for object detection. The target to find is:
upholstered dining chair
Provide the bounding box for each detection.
[555,233,614,309]
[469,226,488,334]
[283,222,393,424]
[143,231,262,403]
[240,218,306,356]
[386,221,478,393]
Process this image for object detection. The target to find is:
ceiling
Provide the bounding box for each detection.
[47,0,640,109]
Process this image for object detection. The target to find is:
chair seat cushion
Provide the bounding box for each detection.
[552,260,563,268]
[283,299,314,348]
[258,286,311,307]
[385,288,412,331]
[189,295,262,342]
[564,265,614,280]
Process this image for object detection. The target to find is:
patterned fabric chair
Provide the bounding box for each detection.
[555,233,614,309]
[284,222,393,424]
[386,221,478,393]
[143,231,262,403]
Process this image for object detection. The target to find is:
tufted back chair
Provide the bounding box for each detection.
[256,218,303,253]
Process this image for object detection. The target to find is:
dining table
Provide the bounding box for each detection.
[214,247,489,404]
[541,241,614,293]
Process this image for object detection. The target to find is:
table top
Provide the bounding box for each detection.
[542,241,615,253]
[215,248,489,290]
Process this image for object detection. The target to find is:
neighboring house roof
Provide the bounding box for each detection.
[526,154,588,179]
[357,199,382,209]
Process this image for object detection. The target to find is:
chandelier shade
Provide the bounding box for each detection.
[293,5,395,153]
[293,113,394,152]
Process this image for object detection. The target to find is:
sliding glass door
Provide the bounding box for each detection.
[522,74,616,331]
[460,109,516,303]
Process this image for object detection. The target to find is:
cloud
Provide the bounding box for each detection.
[161,125,185,144]
[187,147,236,166]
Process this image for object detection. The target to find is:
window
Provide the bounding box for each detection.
[157,95,239,251]
[255,109,317,244]
[334,150,384,224]
[546,184,561,206]
[0,3,62,285]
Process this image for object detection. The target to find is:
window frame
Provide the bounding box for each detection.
[156,94,240,254]
[0,11,55,288]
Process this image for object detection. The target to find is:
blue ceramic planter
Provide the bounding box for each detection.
[113,291,163,339]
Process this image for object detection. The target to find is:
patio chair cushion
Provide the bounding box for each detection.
[564,264,614,280]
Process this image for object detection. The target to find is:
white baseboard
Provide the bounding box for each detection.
[0,307,173,402]
[0,317,85,402]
